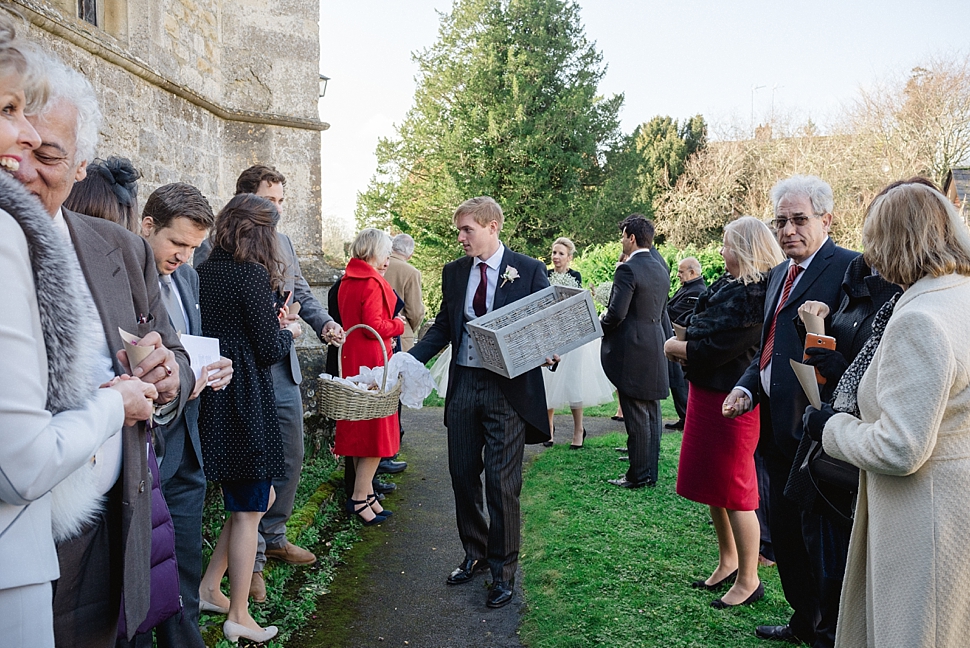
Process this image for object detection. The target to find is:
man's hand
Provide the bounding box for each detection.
[322,321,345,347]
[722,388,752,419]
[664,338,688,364]
[189,356,234,400]
[116,330,180,404]
[104,375,158,427]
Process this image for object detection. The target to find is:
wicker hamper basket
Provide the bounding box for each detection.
[317,324,401,421]
[466,285,602,379]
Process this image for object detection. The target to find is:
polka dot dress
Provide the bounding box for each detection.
[197,247,292,482]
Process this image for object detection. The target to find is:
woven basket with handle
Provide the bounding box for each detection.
[317,323,402,421]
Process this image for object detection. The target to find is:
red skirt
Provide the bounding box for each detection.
[334,413,400,458]
[676,384,760,511]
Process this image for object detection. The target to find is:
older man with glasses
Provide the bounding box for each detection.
[723,175,857,647]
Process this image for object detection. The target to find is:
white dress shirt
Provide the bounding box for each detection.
[456,244,505,367]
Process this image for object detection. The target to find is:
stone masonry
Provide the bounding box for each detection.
[6,0,339,446]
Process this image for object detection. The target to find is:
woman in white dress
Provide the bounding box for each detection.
[544,237,615,448]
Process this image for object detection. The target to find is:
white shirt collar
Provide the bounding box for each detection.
[789,237,828,270]
[627,247,649,259]
[474,243,505,270]
[52,207,70,240]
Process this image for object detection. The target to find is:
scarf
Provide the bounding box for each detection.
[832,294,899,417]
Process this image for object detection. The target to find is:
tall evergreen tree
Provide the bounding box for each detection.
[357,0,624,267]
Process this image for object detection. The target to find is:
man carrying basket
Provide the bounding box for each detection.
[409,196,554,609]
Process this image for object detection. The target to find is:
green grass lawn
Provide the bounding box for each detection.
[519,431,792,648]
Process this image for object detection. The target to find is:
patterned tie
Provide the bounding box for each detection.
[159,275,187,335]
[473,262,488,317]
[759,263,804,371]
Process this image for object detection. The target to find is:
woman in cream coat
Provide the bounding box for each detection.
[0,18,155,648]
[816,182,970,647]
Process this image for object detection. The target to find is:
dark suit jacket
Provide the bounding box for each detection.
[195,232,333,385]
[737,238,858,459]
[409,247,552,444]
[64,209,193,637]
[668,276,706,325]
[156,263,203,483]
[601,249,671,401]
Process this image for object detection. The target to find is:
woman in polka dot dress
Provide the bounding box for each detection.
[196,194,300,644]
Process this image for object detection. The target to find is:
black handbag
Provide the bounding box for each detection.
[785,429,859,526]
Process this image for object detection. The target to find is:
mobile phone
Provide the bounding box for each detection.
[804,333,837,385]
[282,290,293,306]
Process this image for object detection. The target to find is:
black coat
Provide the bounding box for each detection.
[600,250,670,401]
[409,247,552,444]
[820,256,902,402]
[684,274,767,393]
[197,248,292,481]
[738,238,859,459]
[668,276,707,326]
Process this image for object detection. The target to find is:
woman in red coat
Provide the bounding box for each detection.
[335,228,406,524]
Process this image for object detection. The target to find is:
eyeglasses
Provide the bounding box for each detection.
[771,214,818,230]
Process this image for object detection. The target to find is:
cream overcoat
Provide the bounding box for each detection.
[823,273,970,648]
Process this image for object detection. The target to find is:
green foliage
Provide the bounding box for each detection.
[658,242,725,295]
[357,0,627,267]
[520,432,792,647]
[570,240,623,289]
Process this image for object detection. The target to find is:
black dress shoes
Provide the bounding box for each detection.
[446,558,488,585]
[486,579,514,608]
[372,479,396,494]
[711,581,764,609]
[607,476,653,489]
[755,624,800,643]
[690,569,737,590]
[665,419,685,430]
[377,458,408,474]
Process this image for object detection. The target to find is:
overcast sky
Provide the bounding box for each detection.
[319,0,970,234]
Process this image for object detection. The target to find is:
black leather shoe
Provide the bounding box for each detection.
[665,419,686,430]
[446,559,487,585]
[690,569,737,591]
[614,447,628,453]
[607,476,653,489]
[755,625,800,643]
[377,458,408,475]
[486,579,514,608]
[373,479,396,494]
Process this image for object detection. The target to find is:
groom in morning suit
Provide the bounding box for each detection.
[136,183,233,648]
[408,196,553,609]
[724,175,857,647]
[600,215,670,488]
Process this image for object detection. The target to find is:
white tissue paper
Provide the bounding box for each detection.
[319,353,437,409]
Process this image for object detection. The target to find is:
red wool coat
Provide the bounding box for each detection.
[333,258,405,457]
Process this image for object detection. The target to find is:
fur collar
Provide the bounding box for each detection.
[686,273,768,340]
[0,171,106,540]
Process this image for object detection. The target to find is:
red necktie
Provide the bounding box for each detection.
[473,262,488,317]
[759,264,804,371]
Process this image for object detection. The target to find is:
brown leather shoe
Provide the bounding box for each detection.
[265,542,317,566]
[249,571,266,603]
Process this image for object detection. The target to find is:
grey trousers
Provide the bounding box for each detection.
[446,366,526,583]
[256,361,306,571]
[617,392,662,485]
